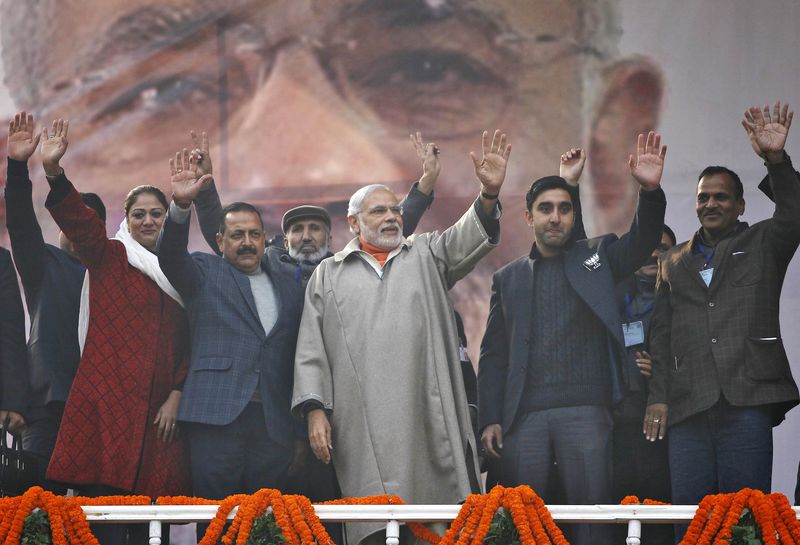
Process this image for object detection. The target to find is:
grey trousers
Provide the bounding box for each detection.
[502,405,614,545]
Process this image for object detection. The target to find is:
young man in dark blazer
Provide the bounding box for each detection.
[645,102,799,522]
[478,132,667,545]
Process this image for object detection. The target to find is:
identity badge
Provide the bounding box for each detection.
[622,321,645,347]
[459,345,470,363]
[700,267,714,287]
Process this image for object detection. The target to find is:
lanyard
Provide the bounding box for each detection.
[623,291,654,322]
[696,242,715,269]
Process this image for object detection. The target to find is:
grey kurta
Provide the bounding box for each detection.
[292,202,495,545]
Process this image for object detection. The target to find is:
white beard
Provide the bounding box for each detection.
[359,218,403,250]
[288,243,329,263]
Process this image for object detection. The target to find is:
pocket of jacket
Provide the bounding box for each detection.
[191,357,234,372]
[744,337,789,381]
[668,355,693,402]
[730,250,762,286]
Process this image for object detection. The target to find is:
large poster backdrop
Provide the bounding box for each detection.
[0,0,798,496]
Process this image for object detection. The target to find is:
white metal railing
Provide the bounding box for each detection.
[78,504,800,545]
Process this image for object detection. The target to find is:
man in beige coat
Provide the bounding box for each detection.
[292,130,511,545]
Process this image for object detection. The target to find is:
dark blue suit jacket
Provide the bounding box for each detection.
[478,188,666,434]
[4,159,84,416]
[0,247,28,416]
[158,214,305,449]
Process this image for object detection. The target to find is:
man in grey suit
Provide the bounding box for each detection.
[645,102,799,519]
[478,132,667,545]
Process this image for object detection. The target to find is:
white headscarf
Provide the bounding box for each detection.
[77,219,184,353]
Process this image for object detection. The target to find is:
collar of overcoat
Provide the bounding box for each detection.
[334,236,411,264]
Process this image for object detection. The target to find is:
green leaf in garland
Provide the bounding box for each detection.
[21,510,52,545]
[729,509,763,545]
[483,508,520,545]
[243,512,286,545]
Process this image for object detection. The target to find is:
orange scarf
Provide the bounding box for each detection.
[359,237,391,266]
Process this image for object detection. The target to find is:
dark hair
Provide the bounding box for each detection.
[525,176,573,211]
[218,202,265,235]
[662,224,676,246]
[697,166,744,200]
[123,185,168,216]
[80,192,106,222]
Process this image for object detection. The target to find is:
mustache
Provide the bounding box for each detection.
[237,246,257,256]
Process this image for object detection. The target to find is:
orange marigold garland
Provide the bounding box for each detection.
[0,486,150,545]
[622,488,800,545]
[6,484,798,545]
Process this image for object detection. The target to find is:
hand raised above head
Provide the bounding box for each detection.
[559,147,586,187]
[410,130,441,186]
[470,129,512,196]
[7,111,41,163]
[628,131,667,191]
[41,118,70,175]
[189,130,213,178]
[743,101,793,162]
[170,148,214,209]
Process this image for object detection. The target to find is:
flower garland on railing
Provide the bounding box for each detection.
[159,486,568,545]
[6,486,800,545]
[0,486,151,545]
[620,489,800,545]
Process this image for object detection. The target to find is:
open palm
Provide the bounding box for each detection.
[746,102,793,155]
[471,130,512,194]
[41,119,69,167]
[7,112,40,162]
[170,149,213,205]
[629,131,667,190]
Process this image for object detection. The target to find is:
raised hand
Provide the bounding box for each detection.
[170,148,214,209]
[470,129,512,196]
[628,131,667,191]
[7,111,41,163]
[559,147,586,187]
[189,130,213,179]
[410,131,440,195]
[743,101,793,162]
[41,118,70,176]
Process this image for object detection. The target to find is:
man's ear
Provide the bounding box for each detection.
[523,208,534,228]
[347,215,359,235]
[216,232,224,255]
[283,236,290,250]
[738,198,746,216]
[587,56,664,235]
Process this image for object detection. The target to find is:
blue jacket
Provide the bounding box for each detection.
[158,214,306,449]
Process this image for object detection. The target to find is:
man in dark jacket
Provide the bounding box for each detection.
[479,132,667,545]
[645,102,799,523]
[0,246,27,433]
[3,111,106,492]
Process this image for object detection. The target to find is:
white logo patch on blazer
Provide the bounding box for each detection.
[583,252,602,271]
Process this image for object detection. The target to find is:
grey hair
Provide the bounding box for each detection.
[347,184,393,217]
